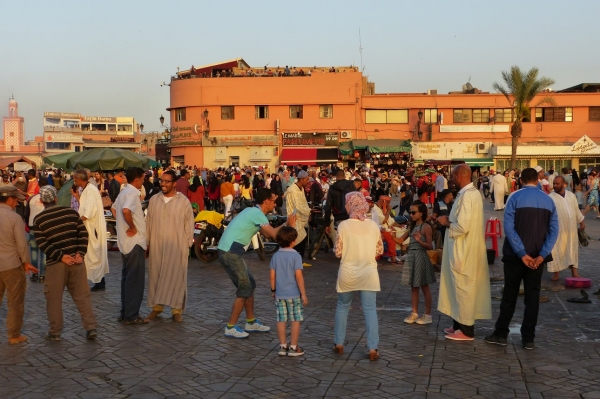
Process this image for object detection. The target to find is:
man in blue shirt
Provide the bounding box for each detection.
[486,167,559,350]
[218,188,296,339]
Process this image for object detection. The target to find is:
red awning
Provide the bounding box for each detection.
[280,148,318,166]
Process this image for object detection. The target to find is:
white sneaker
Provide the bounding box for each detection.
[416,314,432,325]
[224,325,249,339]
[404,313,419,324]
[244,320,271,332]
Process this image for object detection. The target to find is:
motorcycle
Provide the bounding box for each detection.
[106,200,148,250]
[193,211,286,263]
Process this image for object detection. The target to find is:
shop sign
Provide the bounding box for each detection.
[44,112,81,119]
[201,135,277,146]
[110,137,135,143]
[567,135,598,154]
[44,133,83,142]
[82,116,117,123]
[412,142,481,159]
[282,132,339,147]
[440,125,509,133]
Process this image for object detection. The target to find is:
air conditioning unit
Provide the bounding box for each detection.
[340,131,352,139]
[476,143,489,154]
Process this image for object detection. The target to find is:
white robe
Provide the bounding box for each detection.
[438,183,492,325]
[285,183,311,245]
[78,183,109,283]
[490,174,508,210]
[547,191,584,272]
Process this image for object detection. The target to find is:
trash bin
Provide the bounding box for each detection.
[486,249,496,265]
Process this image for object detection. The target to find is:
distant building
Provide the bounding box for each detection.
[43,112,141,153]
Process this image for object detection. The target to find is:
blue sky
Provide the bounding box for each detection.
[1,0,598,138]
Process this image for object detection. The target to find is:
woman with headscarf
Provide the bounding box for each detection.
[187,176,205,211]
[270,174,284,214]
[207,175,221,211]
[333,192,383,361]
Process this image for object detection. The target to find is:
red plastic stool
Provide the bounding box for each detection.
[486,219,502,238]
[485,234,499,257]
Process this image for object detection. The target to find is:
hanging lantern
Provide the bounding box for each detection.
[353,150,360,158]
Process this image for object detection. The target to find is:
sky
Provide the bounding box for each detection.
[1,0,599,139]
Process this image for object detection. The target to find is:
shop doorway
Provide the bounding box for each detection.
[535,159,571,173]
[229,156,240,168]
[579,157,600,173]
[495,159,530,172]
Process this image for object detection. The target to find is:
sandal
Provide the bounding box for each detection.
[333,344,344,354]
[124,316,150,325]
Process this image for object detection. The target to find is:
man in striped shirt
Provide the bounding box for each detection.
[33,186,98,341]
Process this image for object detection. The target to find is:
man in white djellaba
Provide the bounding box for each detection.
[547,176,585,282]
[73,169,109,291]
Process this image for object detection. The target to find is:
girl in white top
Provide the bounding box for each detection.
[333,192,383,361]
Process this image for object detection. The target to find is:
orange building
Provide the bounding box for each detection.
[167,59,600,172]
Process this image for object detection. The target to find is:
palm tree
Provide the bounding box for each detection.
[493,66,555,169]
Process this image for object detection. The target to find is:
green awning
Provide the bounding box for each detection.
[341,139,412,154]
[459,158,494,166]
[339,141,353,155]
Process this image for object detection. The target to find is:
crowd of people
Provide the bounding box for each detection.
[0,159,594,357]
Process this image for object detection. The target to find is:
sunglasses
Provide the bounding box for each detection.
[409,211,419,215]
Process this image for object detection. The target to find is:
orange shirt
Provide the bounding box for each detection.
[220,181,235,197]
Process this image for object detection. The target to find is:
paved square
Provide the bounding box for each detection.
[1,197,600,398]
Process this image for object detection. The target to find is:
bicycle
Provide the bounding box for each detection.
[308,203,333,260]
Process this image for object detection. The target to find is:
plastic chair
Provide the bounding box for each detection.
[486,219,502,238]
[485,234,498,258]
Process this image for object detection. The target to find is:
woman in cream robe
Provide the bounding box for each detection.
[437,183,491,335]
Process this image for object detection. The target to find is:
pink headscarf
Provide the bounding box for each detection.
[345,191,369,221]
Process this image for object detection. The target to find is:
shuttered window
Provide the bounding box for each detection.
[589,107,600,121]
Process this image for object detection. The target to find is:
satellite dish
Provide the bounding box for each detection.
[465,82,473,90]
[462,84,468,92]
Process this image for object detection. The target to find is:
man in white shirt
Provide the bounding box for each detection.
[435,170,446,200]
[111,167,149,324]
[26,178,49,283]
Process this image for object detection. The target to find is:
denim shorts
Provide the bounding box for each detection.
[275,298,304,322]
[218,250,256,298]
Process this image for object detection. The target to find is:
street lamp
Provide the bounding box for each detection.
[203,109,210,138]
[417,111,423,140]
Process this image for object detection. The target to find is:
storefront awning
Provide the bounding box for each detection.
[460,158,494,166]
[339,141,353,155]
[350,139,412,153]
[281,148,339,166]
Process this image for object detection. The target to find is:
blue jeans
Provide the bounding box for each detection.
[334,290,379,350]
[28,232,46,276]
[120,245,146,321]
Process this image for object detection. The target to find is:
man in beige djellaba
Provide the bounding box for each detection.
[436,164,492,341]
[547,176,585,282]
[146,170,195,322]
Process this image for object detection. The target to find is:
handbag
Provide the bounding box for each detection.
[578,228,590,247]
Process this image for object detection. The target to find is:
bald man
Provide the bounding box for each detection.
[437,164,491,341]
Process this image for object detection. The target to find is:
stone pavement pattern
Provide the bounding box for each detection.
[2,196,600,398]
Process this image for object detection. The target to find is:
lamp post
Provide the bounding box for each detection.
[158,115,171,167]
[417,111,423,140]
[202,108,210,139]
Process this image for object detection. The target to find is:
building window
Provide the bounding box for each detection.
[175,108,186,122]
[290,105,303,119]
[9,132,14,137]
[365,109,408,124]
[494,109,515,123]
[424,109,437,124]
[46,142,70,150]
[453,109,489,123]
[255,106,269,119]
[589,107,600,121]
[221,106,235,120]
[320,105,333,119]
[535,107,573,122]
[117,124,132,131]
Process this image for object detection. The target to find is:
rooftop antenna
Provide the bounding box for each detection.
[359,28,364,72]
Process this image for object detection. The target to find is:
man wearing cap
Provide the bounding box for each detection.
[33,185,97,341]
[535,166,550,194]
[0,186,38,344]
[285,170,312,266]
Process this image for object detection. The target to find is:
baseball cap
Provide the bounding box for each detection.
[0,185,25,201]
[39,185,58,204]
[394,215,409,224]
[534,166,543,173]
